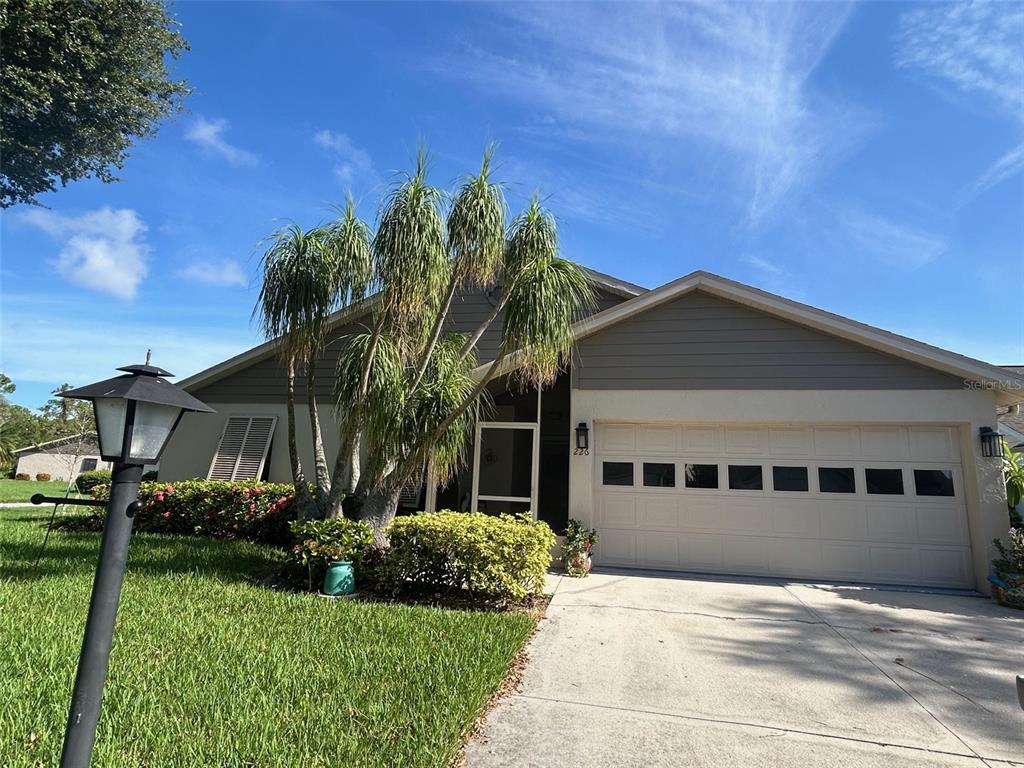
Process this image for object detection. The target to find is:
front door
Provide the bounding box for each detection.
[472,421,539,516]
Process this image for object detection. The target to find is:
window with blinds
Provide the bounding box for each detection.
[207,416,277,481]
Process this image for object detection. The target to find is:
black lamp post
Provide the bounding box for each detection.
[50,361,213,768]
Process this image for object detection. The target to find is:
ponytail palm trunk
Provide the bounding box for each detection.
[256,209,371,519]
[305,360,330,507]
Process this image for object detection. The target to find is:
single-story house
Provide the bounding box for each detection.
[13,432,109,481]
[160,269,1024,593]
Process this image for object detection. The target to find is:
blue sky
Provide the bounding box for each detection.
[2,1,1023,409]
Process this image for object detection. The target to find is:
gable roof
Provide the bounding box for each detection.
[14,431,98,455]
[482,270,1024,406]
[179,266,646,393]
[1000,417,1024,449]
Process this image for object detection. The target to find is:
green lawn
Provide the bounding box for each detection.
[0,509,535,767]
[0,479,80,503]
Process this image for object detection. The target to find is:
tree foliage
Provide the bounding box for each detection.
[0,0,190,206]
[0,377,97,474]
[254,146,595,530]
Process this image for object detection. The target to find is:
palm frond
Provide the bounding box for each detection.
[501,199,595,388]
[372,147,448,350]
[319,195,375,305]
[254,223,340,362]
[447,144,507,288]
[402,333,482,485]
[334,331,407,480]
[504,195,557,284]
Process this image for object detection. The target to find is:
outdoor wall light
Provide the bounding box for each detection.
[41,358,213,768]
[979,426,1003,458]
[575,421,590,455]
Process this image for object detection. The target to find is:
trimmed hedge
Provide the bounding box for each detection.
[76,469,112,493]
[379,512,555,601]
[91,479,298,546]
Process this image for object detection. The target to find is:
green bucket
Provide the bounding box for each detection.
[323,560,355,596]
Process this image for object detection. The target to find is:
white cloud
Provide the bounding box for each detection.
[313,129,373,185]
[970,140,1024,195]
[838,209,947,269]
[436,3,868,224]
[896,2,1024,118]
[741,254,784,278]
[738,254,806,299]
[185,117,259,167]
[896,2,1024,193]
[177,259,248,288]
[19,207,150,300]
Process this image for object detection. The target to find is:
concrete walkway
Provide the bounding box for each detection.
[466,571,1024,767]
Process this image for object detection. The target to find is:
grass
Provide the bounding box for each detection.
[0,508,535,767]
[0,479,82,503]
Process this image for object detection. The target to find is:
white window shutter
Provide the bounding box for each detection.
[397,473,423,508]
[207,416,277,481]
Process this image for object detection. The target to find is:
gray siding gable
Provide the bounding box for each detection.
[193,285,627,403]
[574,289,964,390]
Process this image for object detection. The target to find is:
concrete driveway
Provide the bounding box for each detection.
[466,571,1024,767]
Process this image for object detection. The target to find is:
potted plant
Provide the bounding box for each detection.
[990,527,1024,609]
[287,519,374,595]
[563,519,599,577]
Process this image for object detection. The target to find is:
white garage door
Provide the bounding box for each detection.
[594,423,972,588]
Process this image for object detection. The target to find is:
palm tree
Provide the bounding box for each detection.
[256,146,594,533]
[329,152,593,533]
[255,215,370,517]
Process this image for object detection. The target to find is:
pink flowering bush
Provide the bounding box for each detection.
[90,479,298,546]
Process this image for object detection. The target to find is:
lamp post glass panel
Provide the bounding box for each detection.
[56,363,213,768]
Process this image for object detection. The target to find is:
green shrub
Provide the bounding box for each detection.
[76,469,112,493]
[379,512,555,602]
[34,472,51,482]
[285,518,375,591]
[14,473,30,481]
[993,527,1024,574]
[90,479,298,545]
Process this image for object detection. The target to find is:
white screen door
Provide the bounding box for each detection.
[471,421,539,516]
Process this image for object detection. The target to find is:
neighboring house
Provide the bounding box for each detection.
[13,432,109,481]
[161,269,1024,593]
[998,366,1024,453]
[1000,415,1024,454]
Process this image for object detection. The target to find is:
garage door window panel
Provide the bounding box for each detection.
[728,465,763,491]
[643,462,676,488]
[603,461,634,487]
[818,467,856,494]
[865,468,905,495]
[685,463,719,489]
[913,469,955,497]
[772,466,809,492]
